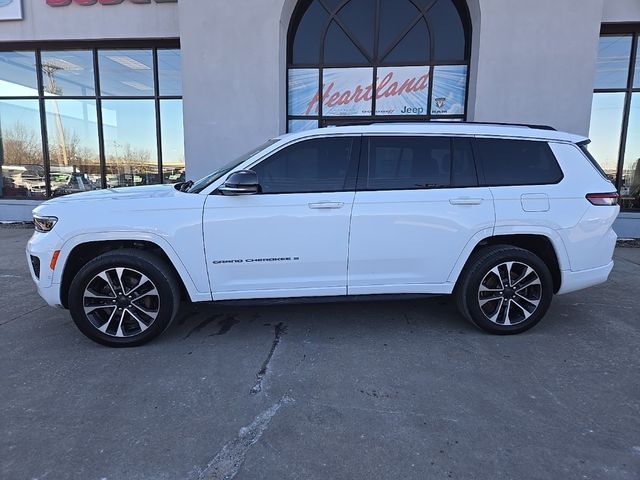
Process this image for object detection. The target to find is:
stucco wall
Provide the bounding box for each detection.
[470,0,605,136]
[602,0,640,22]
[0,0,179,41]
[178,0,286,180]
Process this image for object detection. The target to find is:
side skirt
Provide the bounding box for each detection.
[197,293,446,308]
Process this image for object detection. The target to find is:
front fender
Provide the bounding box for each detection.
[54,231,212,303]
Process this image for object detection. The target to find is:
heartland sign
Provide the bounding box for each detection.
[46,0,176,6]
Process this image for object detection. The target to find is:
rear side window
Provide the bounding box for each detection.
[252,137,355,194]
[361,136,452,190]
[475,138,563,186]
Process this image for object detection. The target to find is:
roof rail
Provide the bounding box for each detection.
[354,121,558,131]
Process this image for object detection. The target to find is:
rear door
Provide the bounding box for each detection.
[347,135,495,294]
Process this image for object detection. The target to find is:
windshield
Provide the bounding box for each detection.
[186,139,280,193]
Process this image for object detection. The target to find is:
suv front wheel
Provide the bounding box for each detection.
[456,245,554,334]
[68,249,180,347]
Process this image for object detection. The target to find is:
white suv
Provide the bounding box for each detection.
[26,123,619,347]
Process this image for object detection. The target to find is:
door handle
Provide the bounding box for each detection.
[308,202,344,209]
[449,197,482,205]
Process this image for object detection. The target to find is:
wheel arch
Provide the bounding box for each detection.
[57,233,207,308]
[449,230,569,294]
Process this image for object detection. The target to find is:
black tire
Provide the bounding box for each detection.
[455,245,554,335]
[68,249,180,347]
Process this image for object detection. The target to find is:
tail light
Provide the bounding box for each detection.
[586,192,619,206]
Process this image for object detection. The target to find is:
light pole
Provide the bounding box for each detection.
[42,62,69,167]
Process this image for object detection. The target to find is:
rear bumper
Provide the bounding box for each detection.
[557,261,614,295]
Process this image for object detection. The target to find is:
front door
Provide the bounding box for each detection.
[203,136,360,300]
[348,135,495,294]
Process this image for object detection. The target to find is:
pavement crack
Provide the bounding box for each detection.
[250,322,287,395]
[197,394,294,480]
[0,305,47,326]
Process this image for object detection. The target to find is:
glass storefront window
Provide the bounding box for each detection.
[375,66,430,116]
[157,49,182,96]
[635,47,640,89]
[288,69,319,117]
[41,50,95,97]
[591,31,640,211]
[620,93,640,209]
[98,49,154,97]
[594,36,632,89]
[0,100,45,199]
[44,99,100,196]
[102,100,159,187]
[160,99,185,183]
[588,92,626,179]
[431,65,467,116]
[322,67,373,116]
[0,43,182,200]
[288,119,318,133]
[287,0,470,131]
[0,51,38,97]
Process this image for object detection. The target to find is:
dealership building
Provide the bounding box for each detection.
[0,0,639,236]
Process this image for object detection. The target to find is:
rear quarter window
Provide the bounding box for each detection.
[475,138,563,186]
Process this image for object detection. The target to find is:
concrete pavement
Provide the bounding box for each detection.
[1,226,639,480]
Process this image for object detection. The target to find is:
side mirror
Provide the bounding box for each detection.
[218,170,260,196]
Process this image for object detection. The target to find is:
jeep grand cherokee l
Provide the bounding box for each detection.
[27,123,619,347]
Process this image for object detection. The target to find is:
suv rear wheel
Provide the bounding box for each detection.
[456,245,554,334]
[68,249,180,347]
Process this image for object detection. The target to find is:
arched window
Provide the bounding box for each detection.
[287,0,471,132]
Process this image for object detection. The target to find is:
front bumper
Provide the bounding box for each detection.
[26,230,64,308]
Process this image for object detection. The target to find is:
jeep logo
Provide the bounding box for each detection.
[47,0,177,6]
[399,106,425,114]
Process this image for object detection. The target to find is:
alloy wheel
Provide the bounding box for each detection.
[82,267,160,338]
[477,261,542,326]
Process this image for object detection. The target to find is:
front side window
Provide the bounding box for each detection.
[361,136,451,190]
[475,138,563,186]
[252,137,355,194]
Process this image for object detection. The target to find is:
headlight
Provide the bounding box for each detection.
[33,215,58,233]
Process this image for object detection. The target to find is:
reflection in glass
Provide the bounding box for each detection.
[0,100,45,199]
[102,100,158,187]
[157,49,182,96]
[635,44,640,88]
[0,51,38,97]
[41,50,95,97]
[45,99,101,196]
[621,93,640,210]
[427,0,466,62]
[588,92,626,178]
[290,0,327,65]
[160,100,185,183]
[594,36,632,89]
[98,50,154,96]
